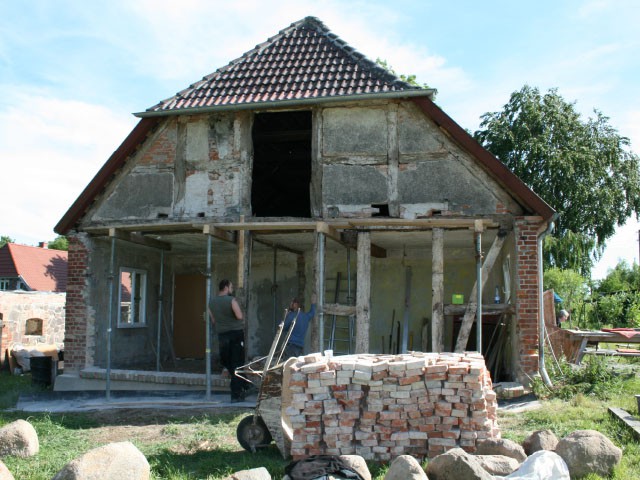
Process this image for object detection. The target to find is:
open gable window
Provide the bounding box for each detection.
[0,278,9,290]
[118,267,147,327]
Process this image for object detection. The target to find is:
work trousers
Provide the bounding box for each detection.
[218,329,246,399]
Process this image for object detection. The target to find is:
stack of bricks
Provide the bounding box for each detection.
[285,351,499,461]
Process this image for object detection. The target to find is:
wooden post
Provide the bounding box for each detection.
[431,228,445,352]
[311,232,325,352]
[455,232,506,353]
[236,216,251,360]
[356,232,371,353]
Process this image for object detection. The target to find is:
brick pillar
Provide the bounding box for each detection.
[514,217,543,380]
[64,233,90,372]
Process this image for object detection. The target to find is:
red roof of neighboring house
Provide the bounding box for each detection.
[143,16,427,114]
[0,243,68,292]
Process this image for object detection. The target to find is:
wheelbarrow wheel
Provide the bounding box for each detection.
[237,415,272,452]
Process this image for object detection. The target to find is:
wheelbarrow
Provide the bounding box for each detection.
[234,308,300,456]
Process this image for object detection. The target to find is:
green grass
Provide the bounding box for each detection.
[1,369,640,479]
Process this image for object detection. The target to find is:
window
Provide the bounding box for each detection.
[0,278,9,290]
[118,268,147,327]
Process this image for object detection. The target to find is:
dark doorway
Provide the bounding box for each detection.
[252,111,312,217]
[173,274,206,359]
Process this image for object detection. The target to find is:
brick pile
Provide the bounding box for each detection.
[285,351,500,461]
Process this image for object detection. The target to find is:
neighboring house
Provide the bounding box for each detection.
[54,17,554,391]
[0,243,67,365]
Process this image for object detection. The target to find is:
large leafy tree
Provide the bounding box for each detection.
[48,235,68,251]
[474,86,640,275]
[0,236,14,248]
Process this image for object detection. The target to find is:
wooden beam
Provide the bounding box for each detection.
[340,230,387,259]
[356,232,371,353]
[444,304,514,316]
[316,221,342,245]
[348,218,499,229]
[202,224,237,243]
[253,237,304,256]
[431,228,444,352]
[215,221,319,231]
[454,233,506,353]
[311,232,326,352]
[107,228,171,251]
[323,303,357,317]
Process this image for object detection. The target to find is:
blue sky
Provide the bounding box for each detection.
[1,0,639,279]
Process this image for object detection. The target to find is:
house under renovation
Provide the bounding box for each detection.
[54,17,554,392]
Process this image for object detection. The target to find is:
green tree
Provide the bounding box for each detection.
[48,235,68,251]
[543,267,589,316]
[0,235,14,248]
[375,58,430,90]
[474,86,640,275]
[591,261,640,328]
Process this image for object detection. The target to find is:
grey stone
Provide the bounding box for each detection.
[52,441,149,480]
[0,460,15,480]
[555,429,622,478]
[339,455,372,480]
[522,429,559,455]
[426,448,493,480]
[384,454,428,480]
[0,419,39,458]
[475,438,527,462]
[224,467,271,480]
[504,450,569,479]
[474,454,520,476]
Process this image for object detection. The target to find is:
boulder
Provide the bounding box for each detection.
[0,460,15,480]
[426,448,493,480]
[224,467,271,480]
[0,419,39,458]
[339,455,372,480]
[474,454,520,476]
[475,438,527,462]
[384,455,427,480]
[504,450,569,479]
[555,430,622,478]
[52,441,149,480]
[522,430,559,455]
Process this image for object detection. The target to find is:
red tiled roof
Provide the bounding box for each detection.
[0,243,68,292]
[145,16,425,113]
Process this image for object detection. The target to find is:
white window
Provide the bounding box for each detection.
[117,268,147,327]
[0,278,9,290]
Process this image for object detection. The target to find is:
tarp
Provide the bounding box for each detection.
[554,292,563,303]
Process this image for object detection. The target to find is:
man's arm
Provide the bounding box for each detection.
[207,306,216,325]
[231,298,244,321]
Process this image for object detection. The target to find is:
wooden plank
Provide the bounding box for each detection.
[455,233,506,353]
[431,228,444,352]
[202,224,237,243]
[107,229,172,251]
[444,304,514,316]
[253,237,304,256]
[356,232,371,354]
[609,407,640,440]
[323,303,357,317]
[339,230,387,258]
[348,218,499,229]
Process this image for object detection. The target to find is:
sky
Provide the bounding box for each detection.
[1,0,639,279]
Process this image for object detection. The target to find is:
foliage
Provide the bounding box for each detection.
[0,235,14,248]
[474,86,640,275]
[47,235,68,251]
[375,58,430,89]
[589,261,640,328]
[543,267,589,314]
[531,355,624,401]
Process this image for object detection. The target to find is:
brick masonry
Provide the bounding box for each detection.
[285,352,499,461]
[514,217,542,380]
[64,234,91,372]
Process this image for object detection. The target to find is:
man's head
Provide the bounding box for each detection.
[219,279,234,295]
[289,297,301,311]
[559,309,570,321]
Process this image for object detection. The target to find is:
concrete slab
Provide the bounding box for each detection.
[13,390,257,413]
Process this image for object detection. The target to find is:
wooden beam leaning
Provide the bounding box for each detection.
[107,228,171,250]
[323,303,357,317]
[454,232,506,353]
[431,228,444,352]
[356,232,371,353]
[340,230,387,259]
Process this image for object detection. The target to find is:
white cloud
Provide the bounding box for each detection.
[0,87,135,245]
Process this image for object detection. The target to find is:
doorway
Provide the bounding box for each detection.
[173,274,206,359]
[251,110,312,217]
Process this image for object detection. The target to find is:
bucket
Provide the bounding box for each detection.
[30,356,53,387]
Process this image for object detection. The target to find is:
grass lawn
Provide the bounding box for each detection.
[1,360,639,479]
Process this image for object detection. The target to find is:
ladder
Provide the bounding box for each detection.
[327,270,356,355]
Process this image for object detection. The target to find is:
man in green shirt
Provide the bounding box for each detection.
[208,279,247,402]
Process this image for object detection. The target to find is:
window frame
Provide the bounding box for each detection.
[117,267,147,328]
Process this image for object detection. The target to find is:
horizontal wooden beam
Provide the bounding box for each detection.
[444,303,514,316]
[348,218,499,229]
[202,224,237,243]
[253,237,304,256]
[323,303,357,317]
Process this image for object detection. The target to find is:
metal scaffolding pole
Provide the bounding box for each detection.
[106,235,116,401]
[205,234,213,400]
[156,250,164,372]
[476,231,483,354]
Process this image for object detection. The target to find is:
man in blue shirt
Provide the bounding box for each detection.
[283,294,317,359]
